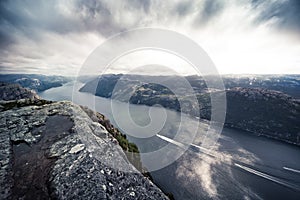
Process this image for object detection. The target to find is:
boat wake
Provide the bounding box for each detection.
[156,134,300,192]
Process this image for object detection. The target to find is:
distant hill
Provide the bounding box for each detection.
[222,74,300,99]
[80,74,300,145]
[0,74,72,92]
[0,82,39,101]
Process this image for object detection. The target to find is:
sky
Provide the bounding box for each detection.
[0,0,299,76]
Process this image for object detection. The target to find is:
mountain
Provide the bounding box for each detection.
[0,83,168,199]
[224,87,300,144]
[80,74,300,145]
[222,74,300,99]
[0,74,72,92]
[0,82,39,101]
[79,74,300,99]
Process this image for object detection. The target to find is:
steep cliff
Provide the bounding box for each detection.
[0,84,168,199]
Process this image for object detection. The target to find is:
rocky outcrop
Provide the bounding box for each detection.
[0,82,39,101]
[0,85,168,199]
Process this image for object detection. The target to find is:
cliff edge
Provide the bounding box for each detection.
[0,84,168,199]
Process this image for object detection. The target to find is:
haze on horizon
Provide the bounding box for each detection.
[0,0,299,76]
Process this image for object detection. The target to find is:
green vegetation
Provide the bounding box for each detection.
[91,111,142,170]
[166,193,175,200]
[115,132,139,153]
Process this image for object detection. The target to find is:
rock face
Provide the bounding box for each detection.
[0,85,168,199]
[0,82,39,100]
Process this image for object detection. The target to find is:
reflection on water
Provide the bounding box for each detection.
[39,82,300,200]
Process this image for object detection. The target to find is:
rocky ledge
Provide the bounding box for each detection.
[0,88,167,199]
[0,82,39,101]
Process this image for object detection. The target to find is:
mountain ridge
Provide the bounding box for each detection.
[79,74,300,146]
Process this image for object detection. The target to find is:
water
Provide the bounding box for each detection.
[39,82,300,200]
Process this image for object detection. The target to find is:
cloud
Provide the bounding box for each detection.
[174,0,195,17]
[251,0,300,33]
[197,0,225,25]
[1,0,299,43]
[0,0,299,75]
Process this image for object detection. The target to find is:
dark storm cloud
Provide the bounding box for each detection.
[131,0,151,13]
[73,0,121,35]
[174,0,195,16]
[251,0,300,32]
[0,0,119,44]
[1,0,298,48]
[0,0,79,47]
[174,0,225,24]
[0,0,154,49]
[0,0,158,74]
[198,0,224,24]
[73,0,152,35]
[0,0,300,75]
[0,25,14,48]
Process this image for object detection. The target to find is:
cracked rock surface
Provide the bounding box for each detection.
[0,100,168,200]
